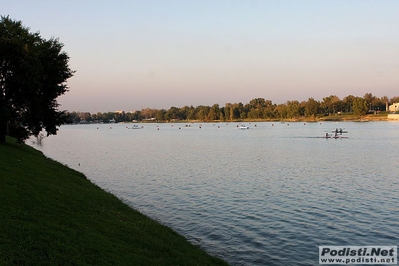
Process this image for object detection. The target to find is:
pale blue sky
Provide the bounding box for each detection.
[3,0,399,112]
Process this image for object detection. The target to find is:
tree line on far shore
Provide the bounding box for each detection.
[66,93,399,124]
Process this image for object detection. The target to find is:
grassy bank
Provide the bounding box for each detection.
[0,138,228,266]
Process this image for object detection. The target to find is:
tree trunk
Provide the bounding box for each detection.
[0,123,5,144]
[0,94,6,144]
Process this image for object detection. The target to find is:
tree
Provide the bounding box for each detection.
[219,107,225,121]
[390,96,399,104]
[343,95,356,113]
[156,109,166,121]
[208,103,220,121]
[230,102,244,120]
[321,95,341,114]
[286,100,300,118]
[352,97,368,115]
[224,103,232,121]
[363,93,375,105]
[372,96,388,112]
[262,100,275,118]
[304,98,320,117]
[195,105,210,121]
[165,106,180,121]
[247,98,267,119]
[363,92,376,111]
[0,16,74,143]
[186,105,196,120]
[179,105,190,120]
[275,103,288,119]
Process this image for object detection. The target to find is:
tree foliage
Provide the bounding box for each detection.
[0,16,74,143]
[352,97,369,115]
[66,91,397,124]
[304,97,320,117]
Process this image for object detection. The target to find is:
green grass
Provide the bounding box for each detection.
[0,137,228,266]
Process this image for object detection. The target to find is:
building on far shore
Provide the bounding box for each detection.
[388,102,399,112]
[387,102,399,119]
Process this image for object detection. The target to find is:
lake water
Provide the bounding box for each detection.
[30,121,399,266]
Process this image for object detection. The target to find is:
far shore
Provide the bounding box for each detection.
[70,113,399,126]
[136,113,392,123]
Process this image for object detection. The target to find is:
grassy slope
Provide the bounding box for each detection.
[0,138,228,266]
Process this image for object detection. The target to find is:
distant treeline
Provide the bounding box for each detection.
[66,93,399,124]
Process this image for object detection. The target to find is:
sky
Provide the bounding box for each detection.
[3,0,399,112]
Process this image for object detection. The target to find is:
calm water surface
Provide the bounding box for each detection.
[31,122,399,265]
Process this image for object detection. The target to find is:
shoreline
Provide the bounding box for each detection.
[75,114,392,126]
[135,114,390,124]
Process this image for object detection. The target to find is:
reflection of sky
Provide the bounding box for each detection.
[4,0,399,112]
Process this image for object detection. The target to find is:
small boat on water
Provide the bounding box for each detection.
[332,128,347,134]
[238,124,249,130]
[131,125,143,129]
[321,128,349,138]
[322,133,348,139]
